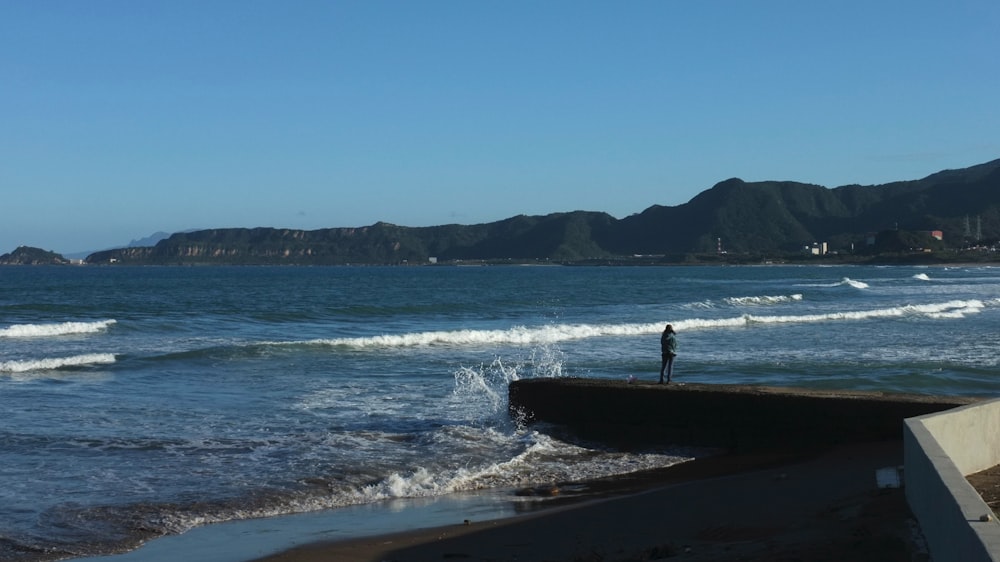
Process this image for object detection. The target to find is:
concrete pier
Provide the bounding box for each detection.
[508,377,979,451]
[505,378,1000,561]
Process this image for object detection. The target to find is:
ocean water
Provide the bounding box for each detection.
[1,264,999,560]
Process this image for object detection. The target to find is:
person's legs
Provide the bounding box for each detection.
[666,355,675,383]
[659,355,668,383]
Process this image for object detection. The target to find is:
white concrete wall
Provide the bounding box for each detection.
[904,398,1000,562]
[921,400,1000,475]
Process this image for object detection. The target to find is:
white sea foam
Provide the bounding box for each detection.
[352,431,691,503]
[272,298,990,350]
[913,273,932,281]
[724,294,803,306]
[299,322,664,349]
[134,427,692,535]
[454,359,519,415]
[800,277,870,289]
[682,299,716,310]
[0,353,117,373]
[0,319,116,338]
[742,299,985,326]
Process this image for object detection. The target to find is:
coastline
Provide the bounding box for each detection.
[253,441,920,562]
[249,380,977,561]
[81,378,991,562]
[116,381,973,562]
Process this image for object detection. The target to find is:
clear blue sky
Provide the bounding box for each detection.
[3,1,998,254]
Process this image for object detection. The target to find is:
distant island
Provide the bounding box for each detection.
[0,246,71,265]
[5,158,999,266]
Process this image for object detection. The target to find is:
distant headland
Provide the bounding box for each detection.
[0,246,72,265]
[5,158,999,266]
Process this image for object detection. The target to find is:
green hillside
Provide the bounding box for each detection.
[85,158,1000,265]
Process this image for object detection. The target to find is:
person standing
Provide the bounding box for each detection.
[659,324,677,384]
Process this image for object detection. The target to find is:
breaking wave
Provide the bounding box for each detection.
[724,294,803,306]
[800,277,870,289]
[0,353,117,373]
[263,299,988,350]
[740,299,986,325]
[0,320,116,338]
[352,432,691,504]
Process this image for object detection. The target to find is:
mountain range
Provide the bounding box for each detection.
[10,158,1000,266]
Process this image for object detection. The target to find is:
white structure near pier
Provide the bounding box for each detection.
[904,398,1000,561]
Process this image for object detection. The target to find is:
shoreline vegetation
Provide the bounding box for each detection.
[5,254,1000,267]
[2,243,999,267]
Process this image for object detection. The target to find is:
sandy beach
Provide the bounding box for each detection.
[255,440,924,562]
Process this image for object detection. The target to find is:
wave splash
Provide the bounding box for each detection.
[50,353,689,554]
[0,320,116,338]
